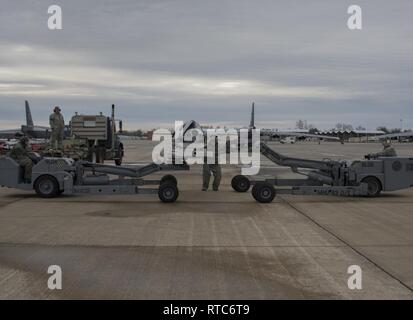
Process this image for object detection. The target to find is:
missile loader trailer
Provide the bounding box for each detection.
[2,141,413,204]
[232,143,413,203]
[0,156,189,202]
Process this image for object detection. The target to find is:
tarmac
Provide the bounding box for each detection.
[0,140,412,299]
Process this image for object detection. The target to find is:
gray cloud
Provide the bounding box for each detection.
[0,0,412,130]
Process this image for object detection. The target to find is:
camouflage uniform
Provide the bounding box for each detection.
[9,139,33,182]
[49,111,65,149]
[202,164,222,191]
[202,139,222,191]
[368,143,397,159]
[374,146,397,157]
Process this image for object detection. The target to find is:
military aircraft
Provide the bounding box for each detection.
[0,101,50,139]
[177,102,339,142]
[247,102,339,141]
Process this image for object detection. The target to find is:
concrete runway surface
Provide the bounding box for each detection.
[0,140,412,299]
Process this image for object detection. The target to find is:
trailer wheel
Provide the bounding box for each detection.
[160,175,178,186]
[96,149,105,164]
[252,182,275,203]
[158,182,179,203]
[231,175,251,192]
[34,175,60,198]
[362,177,382,197]
[115,144,124,166]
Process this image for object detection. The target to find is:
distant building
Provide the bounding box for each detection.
[317,129,385,142]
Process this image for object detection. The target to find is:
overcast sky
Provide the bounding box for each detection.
[0,0,412,130]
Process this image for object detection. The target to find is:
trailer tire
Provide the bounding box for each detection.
[361,177,382,197]
[158,182,179,203]
[34,175,60,198]
[96,149,105,164]
[231,175,251,192]
[115,144,124,166]
[115,157,123,166]
[252,182,275,203]
[160,175,178,186]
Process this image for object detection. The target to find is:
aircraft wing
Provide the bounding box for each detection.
[267,131,340,141]
[0,128,23,138]
[0,128,22,134]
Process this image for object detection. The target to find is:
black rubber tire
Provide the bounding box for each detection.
[158,182,179,203]
[252,182,275,203]
[115,145,124,166]
[361,177,382,197]
[34,175,60,198]
[160,175,178,186]
[231,175,251,192]
[88,149,96,163]
[96,149,105,164]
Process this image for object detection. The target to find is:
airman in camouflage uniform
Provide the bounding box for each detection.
[9,135,33,183]
[202,164,222,191]
[49,106,65,150]
[367,141,397,159]
[202,136,222,191]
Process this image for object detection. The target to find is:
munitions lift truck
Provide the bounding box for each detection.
[0,156,188,202]
[231,142,413,203]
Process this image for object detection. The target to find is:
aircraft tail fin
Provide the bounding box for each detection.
[249,102,255,129]
[25,100,34,127]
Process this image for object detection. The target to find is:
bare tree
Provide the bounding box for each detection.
[376,126,389,134]
[296,119,305,130]
[335,123,353,131]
